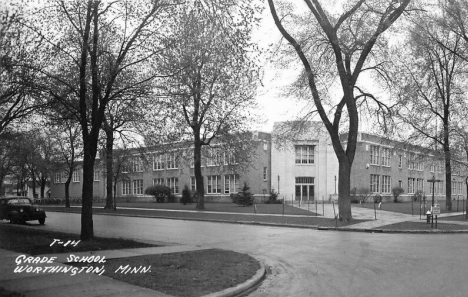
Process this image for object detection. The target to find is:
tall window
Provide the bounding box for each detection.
[224,151,237,165]
[381,148,391,167]
[122,180,131,195]
[61,172,67,183]
[191,177,197,192]
[72,170,80,183]
[398,155,403,168]
[167,177,179,194]
[166,152,178,169]
[370,174,380,193]
[224,174,239,194]
[207,147,223,166]
[153,178,164,185]
[132,157,143,172]
[121,162,130,173]
[263,167,268,181]
[295,145,314,164]
[417,178,424,192]
[54,172,61,184]
[381,175,391,193]
[133,179,143,195]
[153,154,164,170]
[207,175,221,194]
[370,146,380,165]
[407,178,415,194]
[93,170,100,181]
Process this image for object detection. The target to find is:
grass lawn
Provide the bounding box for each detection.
[355,200,467,215]
[72,249,260,297]
[1,223,261,297]
[376,221,468,231]
[438,215,468,221]
[0,223,156,255]
[42,203,368,228]
[52,201,319,216]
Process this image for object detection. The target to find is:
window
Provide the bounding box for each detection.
[166,152,178,169]
[224,151,237,165]
[224,174,239,194]
[370,146,380,165]
[263,167,268,181]
[121,163,130,173]
[408,178,416,194]
[417,178,424,192]
[93,170,100,181]
[398,155,403,168]
[54,172,61,184]
[207,147,222,166]
[153,178,164,185]
[398,180,402,188]
[407,154,414,170]
[61,172,67,183]
[191,177,197,192]
[72,170,80,183]
[167,177,179,194]
[370,174,380,193]
[132,157,143,172]
[207,175,221,194]
[153,154,164,170]
[381,175,391,193]
[122,180,131,195]
[133,179,143,195]
[381,148,391,167]
[295,145,314,164]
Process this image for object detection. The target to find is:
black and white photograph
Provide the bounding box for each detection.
[1,0,468,296]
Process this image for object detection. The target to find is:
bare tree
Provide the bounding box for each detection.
[267,0,412,220]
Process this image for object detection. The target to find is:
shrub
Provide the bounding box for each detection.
[232,182,254,206]
[180,185,193,205]
[265,189,282,204]
[392,186,404,203]
[145,185,172,203]
[351,187,372,203]
[373,194,382,203]
[412,190,425,202]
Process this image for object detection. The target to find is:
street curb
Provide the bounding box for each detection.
[46,210,468,234]
[317,227,468,234]
[201,262,266,297]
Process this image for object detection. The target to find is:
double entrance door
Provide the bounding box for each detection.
[295,184,315,201]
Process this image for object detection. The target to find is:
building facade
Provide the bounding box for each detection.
[50,132,272,202]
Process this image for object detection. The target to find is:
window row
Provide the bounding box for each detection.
[54,170,101,184]
[370,174,391,193]
[370,146,391,167]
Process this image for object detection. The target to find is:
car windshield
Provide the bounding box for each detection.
[7,198,31,205]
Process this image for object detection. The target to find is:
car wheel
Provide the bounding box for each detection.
[38,218,45,225]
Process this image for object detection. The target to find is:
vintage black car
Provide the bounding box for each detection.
[0,196,46,224]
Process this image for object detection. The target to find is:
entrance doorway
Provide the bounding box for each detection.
[295,177,315,201]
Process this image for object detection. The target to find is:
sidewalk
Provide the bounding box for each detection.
[0,245,265,297]
[292,202,468,230]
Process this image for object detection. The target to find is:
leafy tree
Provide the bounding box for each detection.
[267,0,412,220]
[391,186,404,203]
[391,6,468,210]
[152,0,260,210]
[23,0,173,240]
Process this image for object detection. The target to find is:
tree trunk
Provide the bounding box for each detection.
[194,134,205,210]
[40,176,45,199]
[81,139,97,240]
[113,180,117,210]
[337,156,352,220]
[104,127,114,209]
[64,179,71,208]
[444,130,452,211]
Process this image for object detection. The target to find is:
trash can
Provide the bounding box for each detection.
[426,211,432,224]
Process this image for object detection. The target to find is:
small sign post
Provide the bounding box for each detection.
[427,175,442,229]
[432,204,440,229]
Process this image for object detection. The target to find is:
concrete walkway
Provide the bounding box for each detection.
[291,202,468,229]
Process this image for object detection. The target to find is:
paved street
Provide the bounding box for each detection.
[7,211,468,297]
